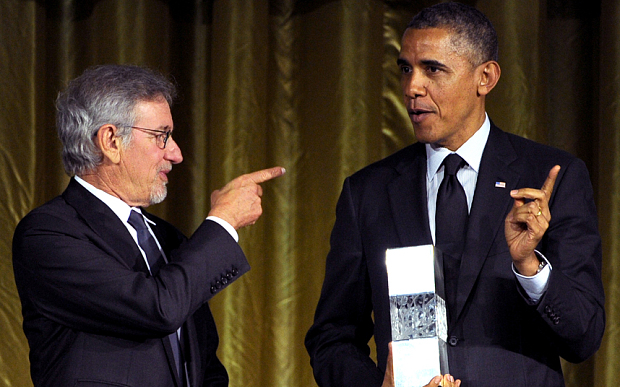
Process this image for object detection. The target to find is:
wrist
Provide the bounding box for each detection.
[514,254,541,276]
[535,257,547,273]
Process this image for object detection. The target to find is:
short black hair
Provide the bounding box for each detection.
[407,2,498,66]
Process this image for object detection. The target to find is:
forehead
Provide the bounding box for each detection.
[399,27,463,63]
[133,99,173,128]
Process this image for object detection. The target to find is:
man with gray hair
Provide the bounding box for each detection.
[13,64,285,386]
[306,2,604,386]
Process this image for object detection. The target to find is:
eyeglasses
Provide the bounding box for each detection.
[131,126,172,149]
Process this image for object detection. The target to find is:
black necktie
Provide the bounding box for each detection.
[128,210,165,275]
[127,210,186,384]
[435,154,468,324]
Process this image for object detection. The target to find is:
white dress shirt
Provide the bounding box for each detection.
[425,114,550,302]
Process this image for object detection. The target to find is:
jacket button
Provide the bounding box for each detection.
[448,336,459,346]
[226,271,233,280]
[221,276,228,285]
[210,286,216,294]
[231,267,239,275]
[215,280,221,289]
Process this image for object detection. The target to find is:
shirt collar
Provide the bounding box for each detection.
[426,113,491,179]
[74,176,155,225]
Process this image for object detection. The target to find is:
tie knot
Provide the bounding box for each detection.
[442,153,466,176]
[127,210,147,231]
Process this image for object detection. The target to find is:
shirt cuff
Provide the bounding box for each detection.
[512,250,552,303]
[206,216,239,243]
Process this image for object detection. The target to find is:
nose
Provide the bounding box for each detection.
[403,69,426,99]
[164,137,183,164]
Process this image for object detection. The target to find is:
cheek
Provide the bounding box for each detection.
[400,77,410,99]
[130,161,157,185]
[440,85,469,111]
[430,87,450,111]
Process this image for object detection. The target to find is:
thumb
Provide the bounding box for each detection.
[427,375,442,387]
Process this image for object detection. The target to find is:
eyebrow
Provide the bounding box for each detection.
[421,59,448,69]
[396,58,449,70]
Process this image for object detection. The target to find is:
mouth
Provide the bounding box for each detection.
[408,108,434,123]
[158,167,172,183]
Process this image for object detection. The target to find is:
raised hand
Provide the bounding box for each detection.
[208,167,285,230]
[505,165,560,275]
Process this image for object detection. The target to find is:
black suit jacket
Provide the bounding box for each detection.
[306,124,605,387]
[13,178,250,387]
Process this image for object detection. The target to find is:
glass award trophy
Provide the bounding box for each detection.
[386,245,449,387]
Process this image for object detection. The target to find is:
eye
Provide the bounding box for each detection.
[427,66,440,73]
[160,132,172,147]
[400,65,412,74]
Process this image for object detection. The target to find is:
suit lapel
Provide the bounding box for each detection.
[455,126,521,320]
[388,143,433,247]
[62,179,146,272]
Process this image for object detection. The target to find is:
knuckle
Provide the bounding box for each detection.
[258,172,270,183]
[235,174,248,184]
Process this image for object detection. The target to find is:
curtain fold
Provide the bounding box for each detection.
[1,2,41,385]
[1,1,617,386]
[596,2,620,386]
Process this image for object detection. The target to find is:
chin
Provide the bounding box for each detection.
[149,186,168,205]
[411,131,434,145]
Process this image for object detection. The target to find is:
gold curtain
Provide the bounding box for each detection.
[0,0,618,386]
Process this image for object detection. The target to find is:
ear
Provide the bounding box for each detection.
[95,124,123,164]
[477,61,501,96]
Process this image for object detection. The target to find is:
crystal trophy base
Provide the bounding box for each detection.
[386,245,449,387]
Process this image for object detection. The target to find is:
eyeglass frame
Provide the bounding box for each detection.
[130,126,173,149]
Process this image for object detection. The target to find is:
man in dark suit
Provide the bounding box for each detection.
[12,64,285,386]
[305,3,605,387]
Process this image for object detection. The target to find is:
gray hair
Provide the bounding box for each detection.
[56,64,177,176]
[407,2,499,66]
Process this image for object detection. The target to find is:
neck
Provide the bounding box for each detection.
[79,167,145,207]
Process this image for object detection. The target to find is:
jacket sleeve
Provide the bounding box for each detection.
[305,178,384,387]
[529,157,606,362]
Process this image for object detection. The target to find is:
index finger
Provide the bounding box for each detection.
[541,165,561,197]
[245,166,286,184]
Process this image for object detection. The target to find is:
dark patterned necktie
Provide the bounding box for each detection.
[435,154,468,324]
[127,210,186,384]
[128,210,165,275]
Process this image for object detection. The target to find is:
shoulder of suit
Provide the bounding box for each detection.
[348,142,424,180]
[14,193,82,242]
[492,125,577,163]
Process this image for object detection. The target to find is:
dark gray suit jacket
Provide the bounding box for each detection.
[13,178,249,387]
[306,124,605,386]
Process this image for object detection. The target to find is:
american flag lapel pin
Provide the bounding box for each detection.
[495,181,506,188]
